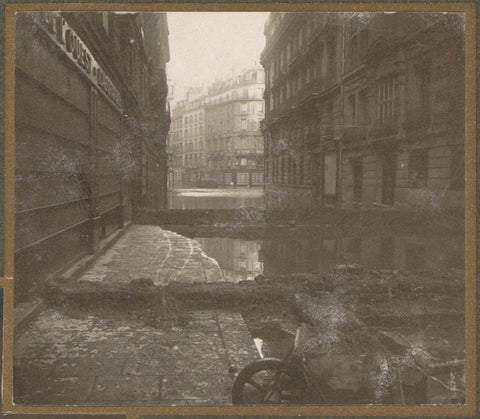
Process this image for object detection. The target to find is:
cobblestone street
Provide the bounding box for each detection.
[14,225,258,405]
[15,307,257,405]
[78,225,226,286]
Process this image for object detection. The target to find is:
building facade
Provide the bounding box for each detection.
[15,12,170,302]
[181,92,206,186]
[167,101,185,188]
[261,12,464,210]
[205,68,265,187]
[169,67,265,188]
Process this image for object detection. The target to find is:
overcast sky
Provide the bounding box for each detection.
[166,12,269,101]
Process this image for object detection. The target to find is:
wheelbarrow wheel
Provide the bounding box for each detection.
[232,358,308,405]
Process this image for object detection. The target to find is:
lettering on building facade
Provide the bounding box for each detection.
[42,11,123,110]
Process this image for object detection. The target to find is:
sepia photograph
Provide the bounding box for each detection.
[5,4,474,413]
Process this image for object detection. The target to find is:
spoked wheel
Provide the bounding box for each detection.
[232,359,308,405]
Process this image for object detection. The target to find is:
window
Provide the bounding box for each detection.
[240,158,247,166]
[241,118,247,130]
[413,60,431,109]
[377,77,395,122]
[252,172,264,185]
[409,149,428,189]
[237,172,249,185]
[291,156,297,185]
[324,152,337,195]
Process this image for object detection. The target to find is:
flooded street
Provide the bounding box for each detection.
[165,188,465,405]
[168,188,264,210]
[168,188,464,282]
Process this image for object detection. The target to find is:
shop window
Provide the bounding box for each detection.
[237,172,249,185]
[409,149,428,189]
[252,172,264,185]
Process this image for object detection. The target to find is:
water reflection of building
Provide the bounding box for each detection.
[261,232,463,276]
[196,238,263,281]
[261,13,464,210]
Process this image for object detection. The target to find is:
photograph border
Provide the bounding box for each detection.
[2,1,477,417]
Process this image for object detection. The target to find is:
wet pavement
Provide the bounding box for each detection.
[13,191,466,406]
[78,225,225,286]
[14,308,258,405]
[14,224,259,405]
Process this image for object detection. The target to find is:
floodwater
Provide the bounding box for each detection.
[168,188,264,210]
[168,188,464,281]
[167,188,465,404]
[197,231,464,282]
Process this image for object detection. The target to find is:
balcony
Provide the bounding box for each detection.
[342,126,367,142]
[403,107,431,132]
[370,117,398,139]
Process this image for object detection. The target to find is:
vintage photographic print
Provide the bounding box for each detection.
[2,2,476,416]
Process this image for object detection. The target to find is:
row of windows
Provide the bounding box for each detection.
[270,75,397,125]
[183,112,204,124]
[265,147,464,192]
[205,136,263,153]
[207,88,264,105]
[268,57,324,110]
[184,124,204,138]
[206,118,262,135]
[267,14,330,84]
[265,153,313,186]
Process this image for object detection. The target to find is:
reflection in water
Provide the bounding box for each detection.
[196,237,263,282]
[173,189,464,280]
[196,232,464,282]
[168,188,264,210]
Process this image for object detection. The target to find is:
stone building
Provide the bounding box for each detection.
[167,88,206,188]
[204,68,265,187]
[167,101,185,188]
[261,12,464,210]
[169,68,265,188]
[15,12,170,302]
[181,91,206,186]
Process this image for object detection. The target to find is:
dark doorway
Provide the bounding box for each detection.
[352,158,363,203]
[382,152,396,205]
